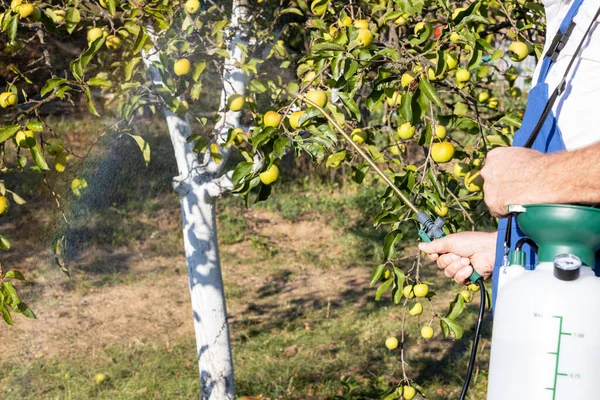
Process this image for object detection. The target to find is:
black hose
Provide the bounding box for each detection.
[459,278,486,400]
[515,237,539,253]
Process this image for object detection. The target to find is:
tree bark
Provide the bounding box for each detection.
[142,0,249,397]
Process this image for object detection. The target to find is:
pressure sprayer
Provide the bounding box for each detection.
[300,95,485,400]
[486,204,600,399]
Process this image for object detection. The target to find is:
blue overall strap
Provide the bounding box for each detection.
[536,0,586,83]
[491,0,586,312]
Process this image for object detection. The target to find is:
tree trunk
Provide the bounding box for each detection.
[142,0,250,397]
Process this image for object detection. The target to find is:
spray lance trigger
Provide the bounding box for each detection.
[417,211,482,283]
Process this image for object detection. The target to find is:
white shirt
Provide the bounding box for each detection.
[531,0,600,150]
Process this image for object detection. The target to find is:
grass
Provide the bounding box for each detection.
[0,116,492,399]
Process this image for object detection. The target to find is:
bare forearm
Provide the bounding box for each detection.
[526,142,600,205]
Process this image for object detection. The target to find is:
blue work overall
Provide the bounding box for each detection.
[492,0,587,310]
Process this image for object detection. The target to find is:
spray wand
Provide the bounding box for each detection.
[298,94,485,399]
[298,94,481,282]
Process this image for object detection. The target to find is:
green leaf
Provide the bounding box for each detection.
[2,307,13,326]
[280,7,304,16]
[41,78,67,97]
[69,60,83,81]
[0,125,20,144]
[326,150,346,168]
[366,145,384,163]
[337,92,361,122]
[498,114,522,128]
[125,57,141,81]
[370,264,385,286]
[14,302,36,318]
[190,81,203,101]
[419,79,444,108]
[392,267,406,304]
[400,93,413,123]
[3,282,19,305]
[84,87,100,117]
[445,293,466,320]
[8,14,18,42]
[311,42,345,52]
[26,120,43,132]
[440,317,463,339]
[375,278,393,301]
[71,178,88,197]
[4,270,25,280]
[54,236,70,277]
[65,7,80,34]
[132,29,148,55]
[127,134,151,166]
[7,190,25,205]
[30,144,50,170]
[232,161,254,187]
[273,137,289,159]
[87,77,112,87]
[193,61,207,82]
[107,0,116,16]
[0,235,10,251]
[383,230,403,260]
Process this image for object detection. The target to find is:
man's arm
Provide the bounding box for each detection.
[481,142,600,216]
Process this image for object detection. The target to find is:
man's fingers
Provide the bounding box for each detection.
[419,236,452,255]
[437,253,459,270]
[442,257,470,278]
[454,265,474,284]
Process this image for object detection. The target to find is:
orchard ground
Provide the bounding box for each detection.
[0,116,490,399]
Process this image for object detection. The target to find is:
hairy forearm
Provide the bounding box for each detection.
[527,142,600,205]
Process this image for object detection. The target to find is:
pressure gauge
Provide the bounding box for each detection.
[553,253,582,281]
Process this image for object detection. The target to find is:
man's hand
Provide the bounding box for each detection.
[418,231,497,284]
[480,147,546,217]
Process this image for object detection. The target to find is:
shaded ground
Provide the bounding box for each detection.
[0,116,491,399]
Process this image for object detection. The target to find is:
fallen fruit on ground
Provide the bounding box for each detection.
[259,165,280,185]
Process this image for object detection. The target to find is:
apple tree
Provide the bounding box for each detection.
[0,0,545,397]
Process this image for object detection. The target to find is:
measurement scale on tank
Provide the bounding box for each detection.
[540,314,585,399]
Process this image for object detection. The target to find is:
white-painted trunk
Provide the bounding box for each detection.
[142,0,250,398]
